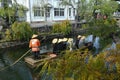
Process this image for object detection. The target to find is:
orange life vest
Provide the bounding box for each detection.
[29,39,40,51]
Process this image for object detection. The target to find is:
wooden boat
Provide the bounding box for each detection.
[24,52,57,68]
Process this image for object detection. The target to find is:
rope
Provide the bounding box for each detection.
[0,49,31,72]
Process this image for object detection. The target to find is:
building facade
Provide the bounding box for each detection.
[14,0,78,23]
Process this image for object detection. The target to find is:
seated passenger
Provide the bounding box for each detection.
[75,35,82,49]
[67,38,73,51]
[52,38,58,54]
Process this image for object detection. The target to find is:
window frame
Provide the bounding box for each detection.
[33,7,44,17]
[54,8,64,17]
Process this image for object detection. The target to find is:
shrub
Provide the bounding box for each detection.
[60,20,72,35]
[38,49,120,80]
[11,21,33,41]
[52,23,61,33]
[5,29,12,41]
[52,20,72,35]
[87,19,118,37]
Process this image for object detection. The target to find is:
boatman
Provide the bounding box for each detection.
[29,34,40,59]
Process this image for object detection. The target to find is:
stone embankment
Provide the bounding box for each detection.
[0,28,87,49]
[0,41,28,49]
[0,33,64,49]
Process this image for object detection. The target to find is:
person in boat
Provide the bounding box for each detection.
[62,38,68,50]
[29,34,40,59]
[57,38,67,54]
[93,36,100,55]
[75,35,82,49]
[67,38,73,51]
[79,36,86,48]
[84,34,94,51]
[52,38,68,54]
[52,38,58,54]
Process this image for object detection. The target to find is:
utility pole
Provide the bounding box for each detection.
[75,0,80,30]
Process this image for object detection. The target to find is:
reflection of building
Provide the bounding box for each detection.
[13,0,77,23]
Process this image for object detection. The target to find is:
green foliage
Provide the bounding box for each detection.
[81,24,89,29]
[60,20,72,35]
[87,19,118,37]
[85,0,119,20]
[11,21,33,41]
[0,0,28,27]
[52,23,61,33]
[52,20,72,35]
[118,4,120,11]
[5,29,12,41]
[86,18,119,49]
[37,48,120,80]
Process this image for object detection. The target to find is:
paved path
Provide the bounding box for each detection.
[30,20,83,28]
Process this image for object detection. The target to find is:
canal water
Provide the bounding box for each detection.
[0,45,33,80]
[0,34,94,80]
[0,42,53,80]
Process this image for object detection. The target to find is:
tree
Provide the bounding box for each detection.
[73,0,91,30]
[5,21,33,41]
[118,4,120,12]
[89,0,119,19]
[76,0,90,20]
[0,0,27,28]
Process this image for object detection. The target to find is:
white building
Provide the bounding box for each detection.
[14,0,77,25]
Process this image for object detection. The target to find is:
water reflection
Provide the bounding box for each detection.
[0,35,98,80]
[0,42,53,80]
[0,46,33,80]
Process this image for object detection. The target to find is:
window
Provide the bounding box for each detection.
[69,8,71,16]
[34,7,44,17]
[54,8,64,17]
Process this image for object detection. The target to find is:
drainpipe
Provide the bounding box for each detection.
[29,0,31,23]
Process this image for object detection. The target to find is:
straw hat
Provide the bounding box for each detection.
[32,34,38,38]
[58,39,63,43]
[81,36,86,40]
[77,35,82,38]
[52,38,58,44]
[68,38,73,42]
[62,38,68,42]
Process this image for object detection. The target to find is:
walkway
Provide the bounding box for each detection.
[30,20,84,28]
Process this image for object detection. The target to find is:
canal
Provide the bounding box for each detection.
[0,34,80,80]
[0,42,53,80]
